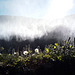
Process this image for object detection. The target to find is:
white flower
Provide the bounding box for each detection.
[14,52,17,55]
[35,48,39,54]
[0,53,2,55]
[23,51,28,55]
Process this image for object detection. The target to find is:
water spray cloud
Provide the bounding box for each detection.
[0,0,75,41]
[44,0,74,20]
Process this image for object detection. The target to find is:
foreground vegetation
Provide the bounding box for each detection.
[0,38,75,75]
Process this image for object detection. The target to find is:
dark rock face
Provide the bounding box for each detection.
[0,35,58,52]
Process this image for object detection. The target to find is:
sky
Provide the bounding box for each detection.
[0,0,75,20]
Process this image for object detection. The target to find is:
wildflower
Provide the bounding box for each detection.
[0,53,2,55]
[57,56,60,59]
[69,44,72,48]
[55,43,58,46]
[57,56,62,60]
[14,52,17,55]
[9,53,11,56]
[66,41,68,44]
[35,48,39,54]
[23,51,28,55]
[62,46,64,48]
[45,48,49,53]
[54,46,56,49]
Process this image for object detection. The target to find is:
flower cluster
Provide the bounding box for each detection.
[0,39,75,70]
[35,48,39,54]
